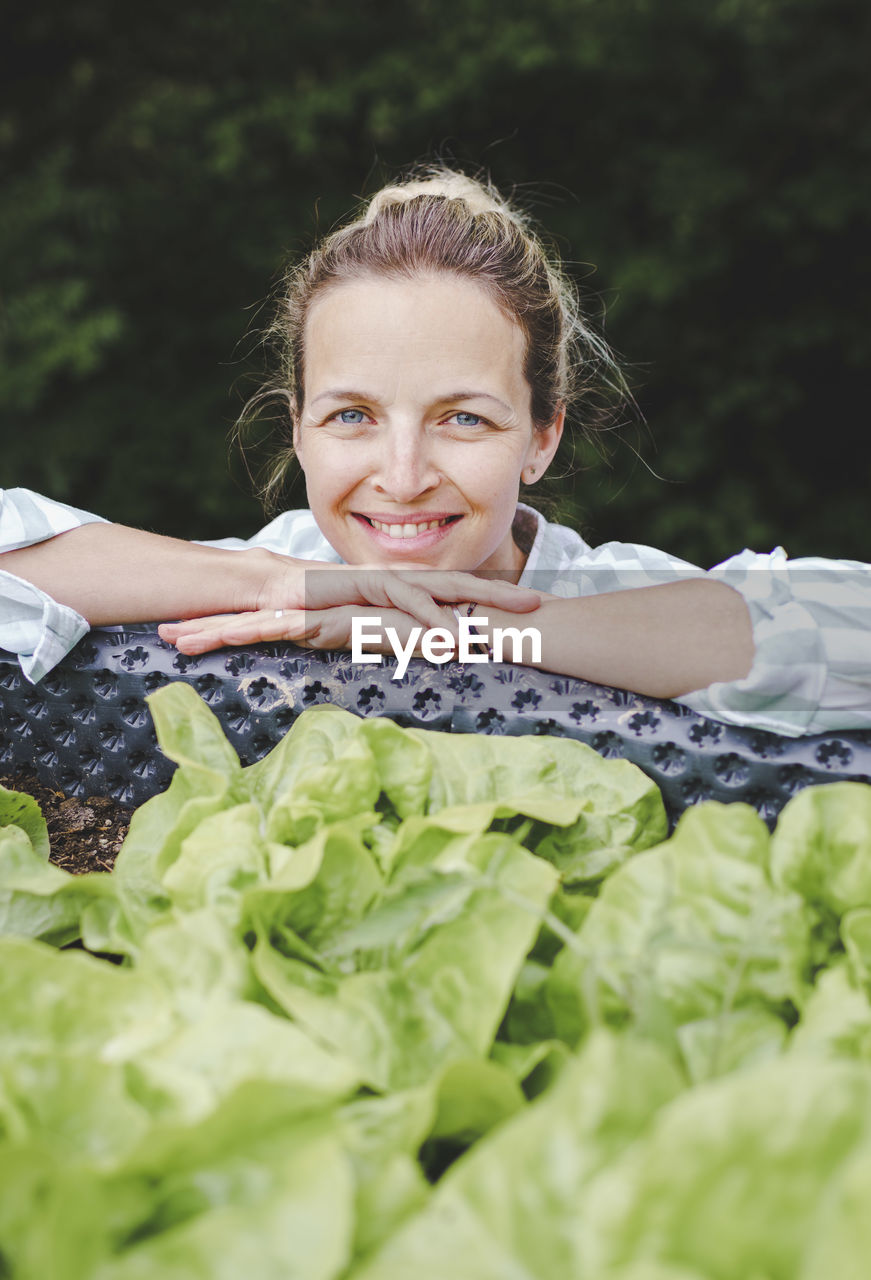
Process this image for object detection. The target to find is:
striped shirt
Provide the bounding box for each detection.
[1,487,869,737]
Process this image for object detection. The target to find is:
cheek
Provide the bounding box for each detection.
[302,442,365,507]
[460,447,525,499]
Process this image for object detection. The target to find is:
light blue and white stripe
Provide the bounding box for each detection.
[1,488,869,737]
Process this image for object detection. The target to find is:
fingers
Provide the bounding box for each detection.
[376,573,540,634]
[162,604,423,657]
[379,579,463,634]
[158,568,542,657]
[299,570,450,633]
[158,614,251,642]
[429,575,541,611]
[301,568,540,624]
[161,611,304,655]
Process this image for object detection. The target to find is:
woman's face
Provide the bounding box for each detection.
[294,273,563,577]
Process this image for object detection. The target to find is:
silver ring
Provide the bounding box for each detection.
[274,609,284,619]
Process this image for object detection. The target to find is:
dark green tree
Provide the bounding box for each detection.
[2,0,869,562]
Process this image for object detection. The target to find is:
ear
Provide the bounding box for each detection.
[522,404,565,483]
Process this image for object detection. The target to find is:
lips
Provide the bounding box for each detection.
[359,514,461,540]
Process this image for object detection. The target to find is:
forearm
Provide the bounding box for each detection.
[477,579,754,698]
[0,522,284,625]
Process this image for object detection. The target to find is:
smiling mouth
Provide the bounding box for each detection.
[359,515,461,539]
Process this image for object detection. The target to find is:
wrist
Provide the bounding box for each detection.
[247,549,306,614]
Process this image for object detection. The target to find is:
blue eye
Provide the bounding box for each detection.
[336,409,366,424]
[453,412,482,426]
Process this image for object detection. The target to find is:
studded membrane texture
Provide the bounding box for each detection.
[2,625,871,828]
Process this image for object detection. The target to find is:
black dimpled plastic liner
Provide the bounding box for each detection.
[2,624,870,827]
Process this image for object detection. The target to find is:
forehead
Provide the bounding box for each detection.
[302,273,530,406]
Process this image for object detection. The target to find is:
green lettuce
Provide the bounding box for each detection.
[546,802,811,1072]
[349,1031,682,1280]
[251,831,557,1091]
[582,1055,871,1279]
[4,688,871,1279]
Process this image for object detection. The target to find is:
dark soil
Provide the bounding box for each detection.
[0,769,132,874]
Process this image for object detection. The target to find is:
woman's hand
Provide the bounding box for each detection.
[159,604,437,656]
[157,565,540,656]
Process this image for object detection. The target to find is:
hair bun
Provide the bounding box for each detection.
[363,169,508,224]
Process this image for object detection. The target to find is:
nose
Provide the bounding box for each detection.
[372,425,440,502]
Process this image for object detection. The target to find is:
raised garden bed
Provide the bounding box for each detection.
[3,624,871,828]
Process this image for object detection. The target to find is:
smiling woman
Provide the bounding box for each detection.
[1,167,870,736]
[295,274,561,578]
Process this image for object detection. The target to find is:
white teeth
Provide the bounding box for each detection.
[369,517,452,538]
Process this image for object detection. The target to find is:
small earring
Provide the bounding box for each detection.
[524,466,536,482]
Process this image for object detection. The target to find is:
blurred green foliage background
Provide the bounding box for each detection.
[2,0,869,565]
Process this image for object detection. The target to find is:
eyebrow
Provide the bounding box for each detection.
[309,388,515,414]
[309,389,373,407]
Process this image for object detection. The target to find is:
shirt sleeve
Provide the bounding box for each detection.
[0,496,339,684]
[674,547,871,736]
[545,530,871,737]
[0,488,108,683]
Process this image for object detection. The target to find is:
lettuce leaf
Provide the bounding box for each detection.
[251,832,557,1091]
[584,1056,871,1279]
[771,781,871,916]
[547,802,811,1063]
[349,1031,682,1280]
[8,686,871,1278]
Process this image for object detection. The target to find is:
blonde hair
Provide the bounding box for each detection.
[363,171,510,221]
[240,166,629,511]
